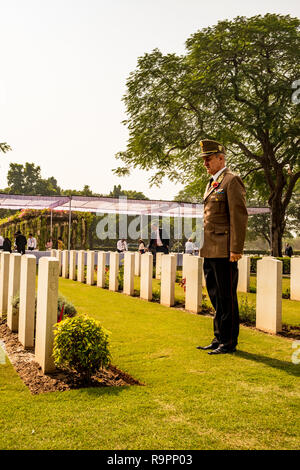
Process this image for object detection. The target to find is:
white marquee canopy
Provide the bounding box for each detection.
[0,193,270,217]
[0,193,270,250]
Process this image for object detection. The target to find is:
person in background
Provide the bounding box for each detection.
[3,237,12,253]
[138,239,146,254]
[15,230,27,255]
[117,238,128,253]
[0,233,3,250]
[284,243,293,257]
[185,238,195,255]
[46,239,53,250]
[27,233,37,251]
[57,237,64,250]
[148,223,170,255]
[193,242,200,256]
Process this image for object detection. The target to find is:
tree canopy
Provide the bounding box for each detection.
[0,142,11,154]
[109,184,149,200]
[115,13,300,255]
[6,162,61,196]
[1,162,148,200]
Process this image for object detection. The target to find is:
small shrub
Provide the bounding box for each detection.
[57,295,77,320]
[179,277,186,292]
[282,288,290,299]
[53,315,111,381]
[250,256,290,274]
[11,293,76,321]
[11,292,38,316]
[276,257,290,275]
[239,296,256,325]
[250,257,262,274]
[152,288,161,302]
[118,264,124,291]
[201,293,213,315]
[105,267,109,289]
[11,292,20,317]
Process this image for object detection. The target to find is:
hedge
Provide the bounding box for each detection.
[250,256,291,274]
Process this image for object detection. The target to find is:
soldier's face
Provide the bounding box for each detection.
[203,154,224,175]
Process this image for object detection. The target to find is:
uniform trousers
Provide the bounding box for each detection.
[203,257,240,349]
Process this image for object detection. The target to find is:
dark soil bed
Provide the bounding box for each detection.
[0,319,143,395]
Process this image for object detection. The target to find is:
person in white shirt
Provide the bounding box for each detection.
[0,234,3,250]
[185,238,195,255]
[117,239,128,253]
[27,233,37,251]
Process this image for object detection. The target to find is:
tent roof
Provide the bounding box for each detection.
[0,193,270,217]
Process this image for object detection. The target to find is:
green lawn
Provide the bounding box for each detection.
[144,275,300,328]
[0,278,299,450]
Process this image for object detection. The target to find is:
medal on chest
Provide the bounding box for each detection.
[205,171,225,200]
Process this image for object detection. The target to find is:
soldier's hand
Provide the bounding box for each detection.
[230,252,242,262]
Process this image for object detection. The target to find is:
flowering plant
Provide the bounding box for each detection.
[179,277,186,292]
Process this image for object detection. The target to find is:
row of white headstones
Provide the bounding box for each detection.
[52,249,300,333]
[0,252,59,374]
[0,250,299,374]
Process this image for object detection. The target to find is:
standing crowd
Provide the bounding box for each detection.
[116,222,170,264]
[0,231,37,254]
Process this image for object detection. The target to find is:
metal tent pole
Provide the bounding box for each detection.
[68,196,72,251]
[50,209,53,238]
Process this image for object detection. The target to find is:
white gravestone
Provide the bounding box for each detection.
[134,252,141,276]
[62,250,69,278]
[18,255,36,348]
[290,257,300,301]
[185,256,203,313]
[35,257,59,373]
[69,250,77,281]
[97,251,106,288]
[160,254,176,307]
[86,251,95,285]
[123,252,135,296]
[237,255,250,293]
[77,250,86,283]
[7,253,22,332]
[0,252,10,317]
[140,253,153,301]
[109,252,119,292]
[256,257,282,334]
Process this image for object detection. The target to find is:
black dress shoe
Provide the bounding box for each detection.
[208,346,236,355]
[196,343,219,351]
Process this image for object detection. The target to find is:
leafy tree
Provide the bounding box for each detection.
[285,180,300,236]
[109,184,149,200]
[246,214,271,249]
[3,163,148,200]
[6,162,61,195]
[61,185,103,197]
[115,14,300,256]
[0,142,11,154]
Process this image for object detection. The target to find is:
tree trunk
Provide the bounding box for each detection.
[270,202,285,257]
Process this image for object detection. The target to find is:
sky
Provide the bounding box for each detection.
[0,0,299,200]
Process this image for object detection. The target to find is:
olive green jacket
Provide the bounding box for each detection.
[200,168,248,258]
